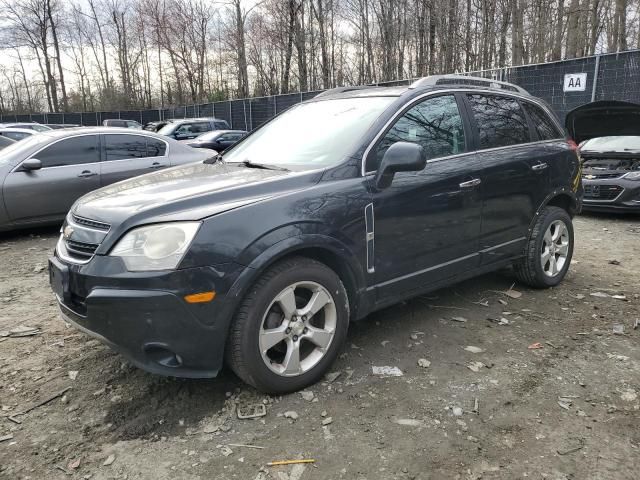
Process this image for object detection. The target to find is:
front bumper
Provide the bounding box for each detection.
[581,177,640,212]
[50,254,245,378]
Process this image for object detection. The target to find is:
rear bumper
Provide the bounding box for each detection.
[51,255,246,378]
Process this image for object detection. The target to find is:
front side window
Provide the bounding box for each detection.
[36,135,99,167]
[224,97,395,170]
[368,95,466,171]
[467,94,530,149]
[105,134,147,161]
[191,122,211,133]
[523,102,562,140]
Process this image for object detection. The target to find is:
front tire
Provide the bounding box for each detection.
[514,206,574,288]
[225,257,349,393]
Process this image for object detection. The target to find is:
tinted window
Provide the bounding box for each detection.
[177,122,210,134]
[523,102,561,140]
[467,94,530,149]
[4,132,31,140]
[369,95,466,171]
[146,138,167,157]
[105,134,147,161]
[36,135,99,167]
[214,121,228,129]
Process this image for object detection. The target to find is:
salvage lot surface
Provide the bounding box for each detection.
[1,214,639,480]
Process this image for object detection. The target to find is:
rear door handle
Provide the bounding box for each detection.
[531,162,548,171]
[149,162,165,169]
[77,170,98,178]
[459,178,481,188]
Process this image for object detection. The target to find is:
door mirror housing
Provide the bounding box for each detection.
[21,158,42,171]
[374,141,427,189]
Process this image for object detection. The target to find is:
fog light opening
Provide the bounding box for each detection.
[144,344,183,368]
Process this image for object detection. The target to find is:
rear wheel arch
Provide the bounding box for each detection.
[545,192,578,216]
[528,190,578,239]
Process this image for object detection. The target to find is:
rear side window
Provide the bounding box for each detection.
[369,95,466,171]
[36,135,100,167]
[214,121,228,129]
[523,102,561,140]
[467,94,530,149]
[146,138,167,157]
[105,134,147,160]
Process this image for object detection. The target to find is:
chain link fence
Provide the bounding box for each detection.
[2,50,639,128]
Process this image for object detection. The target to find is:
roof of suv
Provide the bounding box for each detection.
[314,75,531,101]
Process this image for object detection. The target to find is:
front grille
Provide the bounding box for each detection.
[584,184,624,200]
[582,172,624,179]
[72,214,110,231]
[64,239,99,260]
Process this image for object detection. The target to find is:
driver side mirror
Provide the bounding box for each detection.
[374,142,427,189]
[21,158,42,171]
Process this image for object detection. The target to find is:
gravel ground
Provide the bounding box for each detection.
[0,212,639,480]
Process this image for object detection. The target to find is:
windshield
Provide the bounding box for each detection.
[157,123,177,135]
[581,136,640,153]
[196,131,222,142]
[0,134,46,165]
[224,97,395,169]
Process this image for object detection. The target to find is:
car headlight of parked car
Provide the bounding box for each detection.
[623,171,640,181]
[110,222,201,271]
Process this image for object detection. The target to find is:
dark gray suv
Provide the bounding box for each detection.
[49,76,582,393]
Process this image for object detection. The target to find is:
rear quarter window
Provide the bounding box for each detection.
[467,94,530,149]
[523,102,562,140]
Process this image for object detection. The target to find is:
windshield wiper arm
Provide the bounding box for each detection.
[241,159,290,172]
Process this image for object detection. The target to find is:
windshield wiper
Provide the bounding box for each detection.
[240,159,290,172]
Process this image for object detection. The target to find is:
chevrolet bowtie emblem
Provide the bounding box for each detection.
[63,225,74,239]
[583,174,596,180]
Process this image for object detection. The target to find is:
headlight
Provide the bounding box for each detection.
[623,171,640,181]
[110,222,200,271]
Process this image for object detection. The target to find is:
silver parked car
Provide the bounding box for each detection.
[0,127,210,231]
[0,127,38,141]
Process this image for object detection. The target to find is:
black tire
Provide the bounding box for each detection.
[225,256,349,394]
[514,206,574,288]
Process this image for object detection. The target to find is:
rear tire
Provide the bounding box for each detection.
[225,257,349,394]
[514,206,574,288]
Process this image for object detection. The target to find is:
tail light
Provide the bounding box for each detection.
[567,139,579,152]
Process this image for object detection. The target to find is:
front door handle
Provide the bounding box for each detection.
[531,162,548,171]
[149,162,165,169]
[459,178,481,188]
[77,170,98,178]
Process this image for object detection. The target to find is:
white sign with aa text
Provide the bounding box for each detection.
[563,73,587,92]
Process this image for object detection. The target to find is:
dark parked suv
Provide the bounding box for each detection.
[158,118,230,140]
[49,76,582,393]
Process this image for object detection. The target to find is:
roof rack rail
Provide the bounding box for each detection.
[314,85,380,98]
[409,75,529,95]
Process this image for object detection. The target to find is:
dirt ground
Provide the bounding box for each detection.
[1,212,639,480]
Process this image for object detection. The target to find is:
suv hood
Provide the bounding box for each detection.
[566,100,640,144]
[72,162,320,226]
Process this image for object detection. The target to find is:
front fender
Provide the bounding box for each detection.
[215,233,368,334]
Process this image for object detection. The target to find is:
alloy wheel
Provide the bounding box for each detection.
[541,220,570,277]
[259,281,337,377]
